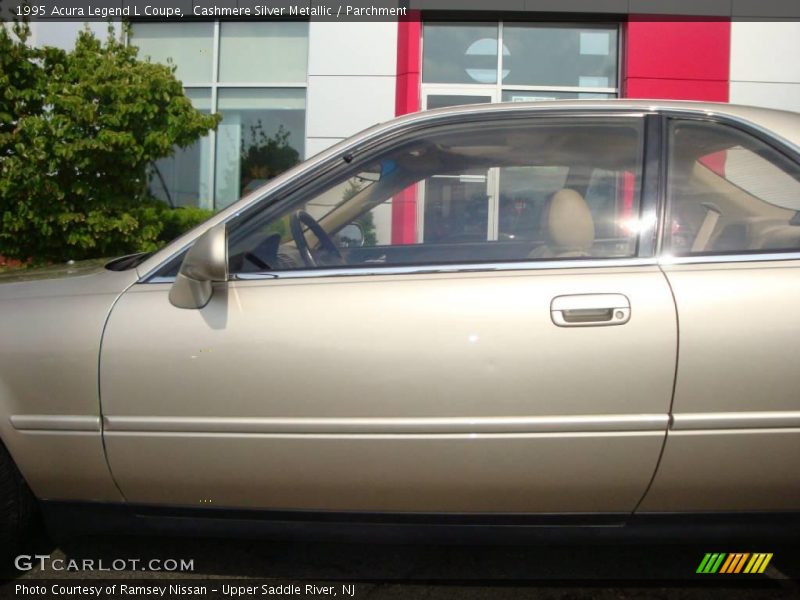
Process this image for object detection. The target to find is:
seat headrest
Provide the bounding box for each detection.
[547,188,595,253]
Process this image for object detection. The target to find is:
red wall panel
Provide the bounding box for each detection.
[624,18,731,102]
[393,11,421,244]
[395,10,421,116]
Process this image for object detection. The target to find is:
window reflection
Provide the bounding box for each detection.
[131,22,308,211]
[502,24,618,88]
[214,89,305,208]
[148,89,212,209]
[422,23,499,84]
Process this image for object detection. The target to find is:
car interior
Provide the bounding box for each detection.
[667,121,800,255]
[227,119,644,274]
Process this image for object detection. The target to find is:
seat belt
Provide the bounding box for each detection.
[691,202,722,253]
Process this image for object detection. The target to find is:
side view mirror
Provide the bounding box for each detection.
[337,222,365,248]
[169,223,228,309]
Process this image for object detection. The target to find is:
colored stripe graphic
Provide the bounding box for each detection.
[698,553,726,573]
[696,553,714,573]
[734,554,750,573]
[697,553,773,574]
[710,553,726,573]
[720,553,749,573]
[745,554,773,574]
[719,554,736,573]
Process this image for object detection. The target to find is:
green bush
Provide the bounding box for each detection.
[0,21,221,264]
[156,205,215,244]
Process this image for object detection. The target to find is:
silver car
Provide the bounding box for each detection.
[2,100,800,552]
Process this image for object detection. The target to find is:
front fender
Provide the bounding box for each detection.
[0,267,137,502]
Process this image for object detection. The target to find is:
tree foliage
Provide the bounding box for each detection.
[240,123,300,195]
[0,21,220,264]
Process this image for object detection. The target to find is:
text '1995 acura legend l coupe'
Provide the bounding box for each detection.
[2,100,800,553]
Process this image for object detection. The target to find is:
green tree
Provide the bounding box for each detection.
[240,123,300,195]
[0,21,220,264]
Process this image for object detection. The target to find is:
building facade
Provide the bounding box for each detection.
[27,8,800,216]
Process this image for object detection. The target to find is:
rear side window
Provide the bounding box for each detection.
[666,120,800,256]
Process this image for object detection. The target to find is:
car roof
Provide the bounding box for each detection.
[397,99,800,154]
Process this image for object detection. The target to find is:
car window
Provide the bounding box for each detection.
[227,118,645,274]
[666,120,800,256]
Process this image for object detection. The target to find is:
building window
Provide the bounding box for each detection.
[422,22,619,106]
[422,23,500,85]
[131,21,308,210]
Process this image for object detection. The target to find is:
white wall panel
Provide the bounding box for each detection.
[30,21,122,49]
[730,22,800,84]
[729,81,800,113]
[306,75,396,139]
[730,21,800,113]
[304,137,344,159]
[305,21,398,159]
[308,21,397,76]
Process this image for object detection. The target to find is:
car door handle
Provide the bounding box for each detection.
[550,294,631,327]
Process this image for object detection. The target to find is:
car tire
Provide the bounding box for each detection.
[0,442,35,558]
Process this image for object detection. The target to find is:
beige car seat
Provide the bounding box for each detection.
[529,189,595,258]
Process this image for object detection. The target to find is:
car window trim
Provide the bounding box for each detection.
[228,257,660,282]
[640,113,663,258]
[146,257,660,284]
[145,257,663,284]
[658,251,800,266]
[164,251,798,283]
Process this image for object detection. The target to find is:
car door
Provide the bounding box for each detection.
[640,116,800,512]
[100,111,677,515]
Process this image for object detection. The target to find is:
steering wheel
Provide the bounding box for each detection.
[289,210,343,267]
